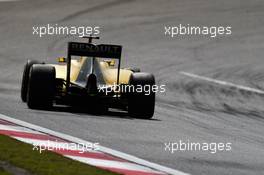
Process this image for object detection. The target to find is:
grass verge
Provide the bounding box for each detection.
[0,167,11,175]
[0,135,119,175]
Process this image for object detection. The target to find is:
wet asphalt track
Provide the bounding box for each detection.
[0,0,264,174]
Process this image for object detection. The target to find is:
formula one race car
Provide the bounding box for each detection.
[21,36,155,119]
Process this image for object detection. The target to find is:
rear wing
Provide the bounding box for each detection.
[68,42,122,58]
[66,42,122,91]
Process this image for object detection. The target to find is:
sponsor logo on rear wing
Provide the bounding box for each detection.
[68,42,122,58]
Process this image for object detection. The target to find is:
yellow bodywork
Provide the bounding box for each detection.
[50,57,132,85]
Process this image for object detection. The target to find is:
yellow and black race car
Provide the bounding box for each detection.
[21,36,155,119]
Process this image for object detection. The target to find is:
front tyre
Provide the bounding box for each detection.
[124,67,141,73]
[128,73,155,119]
[27,65,55,109]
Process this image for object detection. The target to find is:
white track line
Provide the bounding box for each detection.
[180,71,264,95]
[0,113,189,175]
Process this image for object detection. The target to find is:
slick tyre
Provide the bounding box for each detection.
[128,73,155,119]
[27,65,55,109]
[21,60,43,102]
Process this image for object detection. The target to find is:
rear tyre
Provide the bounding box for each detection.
[128,73,155,119]
[21,60,43,102]
[27,65,55,109]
